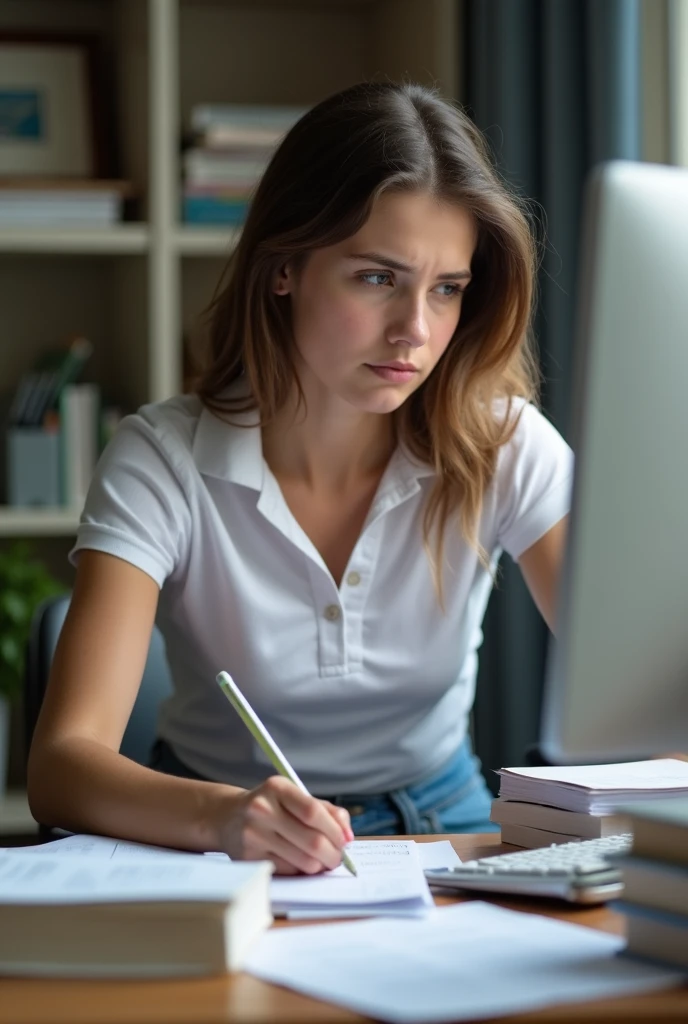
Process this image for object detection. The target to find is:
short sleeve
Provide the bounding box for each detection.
[69,412,193,587]
[496,400,574,561]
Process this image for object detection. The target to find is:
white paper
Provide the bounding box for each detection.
[0,851,265,905]
[416,840,462,871]
[499,759,688,791]
[285,842,461,919]
[272,840,433,916]
[245,901,685,1023]
[10,834,230,862]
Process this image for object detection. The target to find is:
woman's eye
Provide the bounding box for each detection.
[435,283,464,298]
[359,272,392,287]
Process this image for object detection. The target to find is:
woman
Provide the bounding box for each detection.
[28,82,572,875]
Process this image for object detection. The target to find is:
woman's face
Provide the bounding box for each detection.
[275,190,478,416]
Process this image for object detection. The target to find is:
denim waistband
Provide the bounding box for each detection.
[319,738,488,834]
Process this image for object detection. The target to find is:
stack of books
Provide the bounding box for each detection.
[617,798,688,969]
[491,759,688,848]
[182,104,308,225]
[0,179,133,227]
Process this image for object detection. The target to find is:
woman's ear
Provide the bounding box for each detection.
[273,263,292,296]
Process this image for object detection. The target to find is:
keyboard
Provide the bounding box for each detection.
[424,833,633,904]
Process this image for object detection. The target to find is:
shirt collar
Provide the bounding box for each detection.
[193,378,265,490]
[193,378,436,490]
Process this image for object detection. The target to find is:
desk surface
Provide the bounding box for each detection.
[1,833,686,1024]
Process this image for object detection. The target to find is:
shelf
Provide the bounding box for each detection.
[0,790,38,837]
[175,227,241,256]
[0,508,80,537]
[0,225,150,255]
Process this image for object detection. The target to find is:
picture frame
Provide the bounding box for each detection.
[0,33,104,178]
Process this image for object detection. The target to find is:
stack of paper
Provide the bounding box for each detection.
[271,840,440,918]
[496,759,688,814]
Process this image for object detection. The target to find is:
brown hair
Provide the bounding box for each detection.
[197,81,541,598]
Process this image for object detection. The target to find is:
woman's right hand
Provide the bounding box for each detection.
[219,775,354,875]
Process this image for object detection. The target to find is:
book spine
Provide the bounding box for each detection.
[182,196,249,225]
[60,384,100,508]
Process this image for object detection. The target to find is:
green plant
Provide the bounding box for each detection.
[0,542,64,702]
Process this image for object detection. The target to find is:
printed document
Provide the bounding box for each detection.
[245,901,685,1023]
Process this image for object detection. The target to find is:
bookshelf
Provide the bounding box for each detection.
[0,0,460,546]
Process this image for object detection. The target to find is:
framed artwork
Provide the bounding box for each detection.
[0,34,103,178]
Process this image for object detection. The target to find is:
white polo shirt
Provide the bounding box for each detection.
[70,389,573,794]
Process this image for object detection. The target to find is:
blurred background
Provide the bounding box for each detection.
[0,0,685,832]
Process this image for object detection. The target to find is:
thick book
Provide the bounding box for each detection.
[621,797,688,866]
[490,798,631,839]
[618,901,688,970]
[0,849,273,977]
[497,821,619,849]
[496,759,688,814]
[622,856,688,916]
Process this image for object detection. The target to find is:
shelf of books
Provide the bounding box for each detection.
[0,225,150,255]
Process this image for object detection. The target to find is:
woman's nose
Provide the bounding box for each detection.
[387,298,430,348]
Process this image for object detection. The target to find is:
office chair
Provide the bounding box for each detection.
[24,593,173,815]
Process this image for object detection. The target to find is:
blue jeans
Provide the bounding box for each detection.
[149,736,498,836]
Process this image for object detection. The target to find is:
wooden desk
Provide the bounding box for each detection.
[1,833,686,1024]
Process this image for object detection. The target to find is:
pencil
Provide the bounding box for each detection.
[216,671,357,877]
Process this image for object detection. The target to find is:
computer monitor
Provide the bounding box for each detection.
[540,160,688,764]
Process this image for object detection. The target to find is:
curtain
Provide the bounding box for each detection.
[463,0,642,784]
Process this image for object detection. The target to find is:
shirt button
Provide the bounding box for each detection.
[323,604,341,621]
[346,571,361,587]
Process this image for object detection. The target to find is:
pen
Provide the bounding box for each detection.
[216,671,357,877]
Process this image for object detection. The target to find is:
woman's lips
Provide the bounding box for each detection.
[366,364,418,384]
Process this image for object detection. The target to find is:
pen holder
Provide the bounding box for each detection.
[6,427,61,507]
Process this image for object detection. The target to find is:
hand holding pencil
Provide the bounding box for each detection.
[216,671,357,877]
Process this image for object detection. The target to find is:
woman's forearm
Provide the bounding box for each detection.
[27,737,241,853]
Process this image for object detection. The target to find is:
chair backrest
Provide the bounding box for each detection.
[25,593,173,767]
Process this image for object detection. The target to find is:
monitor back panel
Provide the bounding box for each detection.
[541,161,688,763]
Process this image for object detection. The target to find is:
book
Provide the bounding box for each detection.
[618,901,688,970]
[490,798,631,839]
[191,104,308,130]
[0,848,273,977]
[182,194,250,225]
[498,821,598,849]
[621,797,688,865]
[8,336,93,428]
[189,104,308,151]
[0,179,132,226]
[622,856,688,916]
[59,383,100,507]
[183,148,271,186]
[496,759,688,814]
